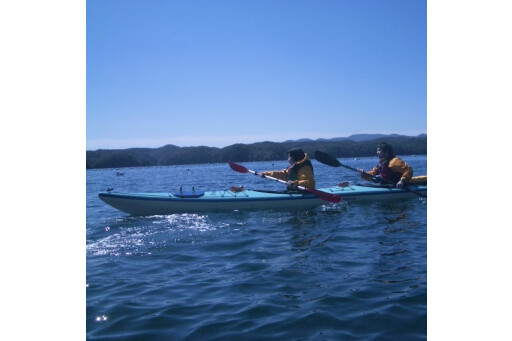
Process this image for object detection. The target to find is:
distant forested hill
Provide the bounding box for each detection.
[86,134,427,169]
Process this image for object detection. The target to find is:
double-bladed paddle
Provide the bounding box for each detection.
[313,150,427,198]
[314,150,362,173]
[227,161,342,203]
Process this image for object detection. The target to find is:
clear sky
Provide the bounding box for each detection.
[86,0,426,150]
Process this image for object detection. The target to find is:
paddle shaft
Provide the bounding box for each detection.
[252,170,343,203]
[338,163,379,181]
[227,161,341,203]
[248,169,306,191]
[314,151,380,181]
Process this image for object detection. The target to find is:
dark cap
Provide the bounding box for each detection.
[288,148,305,162]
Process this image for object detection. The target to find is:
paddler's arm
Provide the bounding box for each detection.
[358,167,378,182]
[260,169,289,182]
[389,158,413,187]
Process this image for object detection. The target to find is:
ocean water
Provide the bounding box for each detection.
[87,155,427,340]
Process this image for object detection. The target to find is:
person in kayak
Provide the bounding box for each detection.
[260,148,316,190]
[358,142,413,188]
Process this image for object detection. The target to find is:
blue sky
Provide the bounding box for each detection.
[86,0,426,150]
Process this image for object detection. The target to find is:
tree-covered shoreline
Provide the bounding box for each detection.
[86,134,427,169]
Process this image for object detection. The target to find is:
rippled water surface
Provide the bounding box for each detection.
[87,156,427,340]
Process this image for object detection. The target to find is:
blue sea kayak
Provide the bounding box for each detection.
[99,184,427,215]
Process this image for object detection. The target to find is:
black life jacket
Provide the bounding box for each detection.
[375,158,402,184]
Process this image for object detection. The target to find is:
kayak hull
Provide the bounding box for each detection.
[98,185,427,215]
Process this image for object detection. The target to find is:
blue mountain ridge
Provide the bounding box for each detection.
[283,133,426,143]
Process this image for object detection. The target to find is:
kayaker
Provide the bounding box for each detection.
[260,148,316,190]
[358,142,413,188]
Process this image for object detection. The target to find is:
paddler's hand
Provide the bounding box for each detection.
[258,172,266,178]
[286,180,298,188]
[357,169,370,180]
[396,180,405,188]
